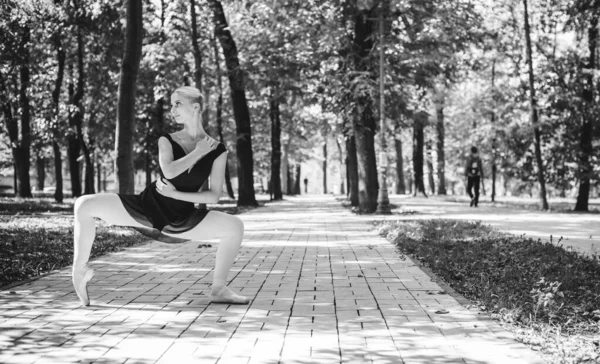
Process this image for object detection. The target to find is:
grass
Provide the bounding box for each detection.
[375,219,600,364]
[0,195,261,288]
[441,195,600,214]
[0,215,149,288]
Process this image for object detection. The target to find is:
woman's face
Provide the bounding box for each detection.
[170,93,198,124]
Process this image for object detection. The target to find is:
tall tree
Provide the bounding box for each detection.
[212,34,235,199]
[490,59,497,202]
[270,86,283,200]
[426,138,435,195]
[522,0,549,210]
[189,0,206,128]
[50,4,65,202]
[16,25,32,198]
[575,5,598,211]
[115,0,143,194]
[322,119,328,194]
[67,18,89,197]
[346,133,359,207]
[351,6,379,213]
[208,0,257,206]
[394,118,406,194]
[413,112,427,197]
[433,82,446,195]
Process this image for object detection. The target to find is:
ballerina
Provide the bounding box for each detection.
[72,86,250,306]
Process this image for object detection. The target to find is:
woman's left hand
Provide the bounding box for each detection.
[156,178,176,197]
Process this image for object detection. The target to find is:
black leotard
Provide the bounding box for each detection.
[117,133,226,242]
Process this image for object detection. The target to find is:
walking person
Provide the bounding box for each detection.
[72,86,250,306]
[465,146,484,207]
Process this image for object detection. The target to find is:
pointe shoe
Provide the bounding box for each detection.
[209,286,250,305]
[72,265,94,306]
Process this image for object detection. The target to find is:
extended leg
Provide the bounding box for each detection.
[73,193,147,305]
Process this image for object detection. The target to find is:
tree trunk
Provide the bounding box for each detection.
[73,29,94,196]
[209,0,257,206]
[67,61,81,197]
[287,164,295,195]
[394,139,405,194]
[294,164,301,195]
[336,137,345,195]
[322,121,328,194]
[413,114,427,197]
[426,139,435,195]
[282,135,291,195]
[352,8,379,213]
[346,134,359,207]
[522,0,549,210]
[51,20,65,202]
[16,26,32,198]
[490,59,497,202]
[82,137,94,194]
[96,160,102,193]
[394,119,406,194]
[575,14,597,211]
[212,34,235,199]
[269,86,283,200]
[190,0,203,103]
[434,85,446,195]
[36,155,45,191]
[115,0,143,194]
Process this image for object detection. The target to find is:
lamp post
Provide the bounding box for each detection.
[376,0,391,214]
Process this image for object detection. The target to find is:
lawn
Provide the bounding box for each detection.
[376,219,600,364]
[0,196,259,288]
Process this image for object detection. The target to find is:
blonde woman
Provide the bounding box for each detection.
[72,86,249,306]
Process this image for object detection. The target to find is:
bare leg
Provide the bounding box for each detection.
[73,193,147,305]
[163,211,249,304]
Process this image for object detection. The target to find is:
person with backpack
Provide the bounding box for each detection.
[465,146,484,207]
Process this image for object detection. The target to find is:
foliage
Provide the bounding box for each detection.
[376,218,600,363]
[0,215,149,288]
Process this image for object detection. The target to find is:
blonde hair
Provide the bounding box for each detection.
[173,86,204,140]
[173,86,203,107]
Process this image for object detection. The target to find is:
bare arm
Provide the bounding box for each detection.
[158,136,215,179]
[162,151,227,204]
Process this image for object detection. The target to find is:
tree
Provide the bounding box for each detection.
[50,1,65,202]
[522,0,549,210]
[0,8,33,198]
[115,0,143,194]
[574,2,598,211]
[270,86,283,200]
[351,5,379,213]
[212,34,235,199]
[413,111,427,197]
[208,0,257,207]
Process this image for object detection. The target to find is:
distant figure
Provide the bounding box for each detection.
[303,178,308,193]
[465,146,484,207]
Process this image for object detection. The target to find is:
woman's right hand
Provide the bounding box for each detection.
[194,135,218,157]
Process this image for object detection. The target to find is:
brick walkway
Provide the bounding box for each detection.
[0,195,545,364]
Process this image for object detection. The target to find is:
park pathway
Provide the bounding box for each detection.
[0,195,545,364]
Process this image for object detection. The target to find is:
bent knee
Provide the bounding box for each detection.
[74,195,92,216]
[74,195,102,217]
[226,215,244,237]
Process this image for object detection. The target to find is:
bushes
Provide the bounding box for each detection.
[376,219,600,363]
[0,215,148,287]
